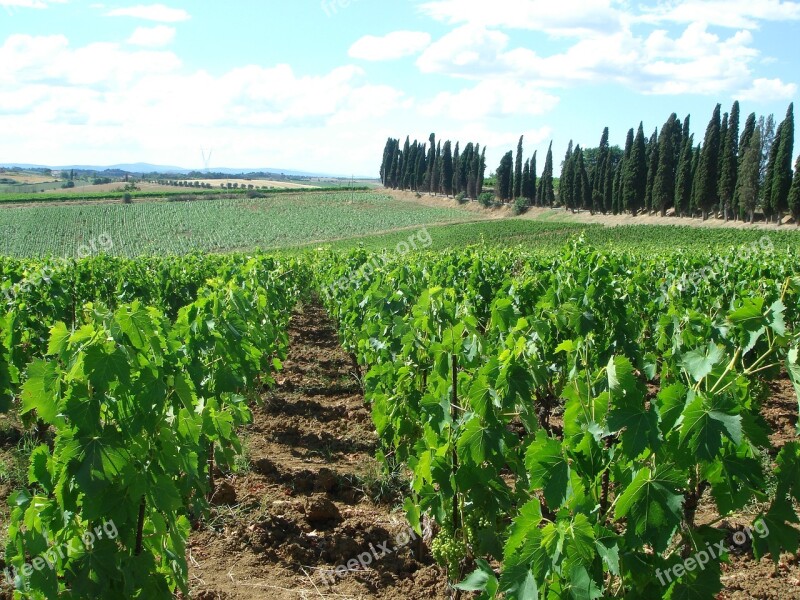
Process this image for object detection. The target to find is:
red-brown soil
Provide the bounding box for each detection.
[187,303,450,599]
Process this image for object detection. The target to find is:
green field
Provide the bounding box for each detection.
[4,189,800,258]
[0,190,486,257]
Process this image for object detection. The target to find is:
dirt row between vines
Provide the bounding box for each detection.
[187,302,449,599]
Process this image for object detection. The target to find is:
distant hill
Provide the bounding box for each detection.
[0,162,373,179]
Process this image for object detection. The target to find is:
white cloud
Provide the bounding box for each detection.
[639,0,800,29]
[417,25,512,77]
[421,80,560,120]
[0,0,63,7]
[349,31,432,61]
[418,0,624,36]
[737,77,798,101]
[419,0,800,33]
[106,3,190,22]
[127,25,176,48]
[416,22,775,97]
[0,34,415,175]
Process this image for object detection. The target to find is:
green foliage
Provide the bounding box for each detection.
[478,192,494,208]
[314,238,800,599]
[2,256,301,597]
[512,197,528,215]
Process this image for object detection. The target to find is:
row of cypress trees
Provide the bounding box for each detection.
[494,137,556,208]
[504,101,796,223]
[379,134,488,199]
[380,101,798,224]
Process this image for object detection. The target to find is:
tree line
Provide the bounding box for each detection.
[380,134,489,199]
[382,101,799,224]
[502,101,796,223]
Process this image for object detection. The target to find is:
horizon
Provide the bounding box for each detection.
[0,1,798,176]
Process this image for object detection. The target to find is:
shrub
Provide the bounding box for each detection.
[122,193,132,204]
[478,192,494,208]
[456,192,468,204]
[513,196,529,215]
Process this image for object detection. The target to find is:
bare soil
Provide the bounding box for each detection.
[187,303,449,599]
[388,189,800,230]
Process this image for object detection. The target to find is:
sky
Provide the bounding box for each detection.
[0,0,798,177]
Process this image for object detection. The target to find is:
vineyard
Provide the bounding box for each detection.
[1,228,800,598]
[0,191,481,257]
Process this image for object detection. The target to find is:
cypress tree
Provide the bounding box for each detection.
[400,136,411,186]
[592,128,610,213]
[770,103,794,224]
[737,128,762,224]
[539,142,555,207]
[415,143,427,192]
[432,141,442,194]
[624,123,647,215]
[645,127,659,213]
[612,162,622,214]
[441,141,454,197]
[617,128,634,214]
[719,101,740,221]
[759,114,776,191]
[530,151,538,206]
[522,159,531,203]
[653,114,678,217]
[451,142,460,196]
[603,154,614,214]
[561,141,574,209]
[789,153,800,225]
[425,133,436,193]
[514,136,524,199]
[380,138,394,186]
[497,151,514,201]
[763,121,782,221]
[693,104,722,220]
[716,112,728,216]
[733,113,756,220]
[460,142,473,195]
[674,134,694,217]
[576,147,591,211]
[468,143,480,199]
[477,147,487,196]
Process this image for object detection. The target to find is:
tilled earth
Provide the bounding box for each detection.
[187,303,449,599]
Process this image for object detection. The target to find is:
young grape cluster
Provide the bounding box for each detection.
[431,530,467,575]
[464,513,492,547]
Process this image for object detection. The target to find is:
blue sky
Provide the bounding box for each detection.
[0,0,798,177]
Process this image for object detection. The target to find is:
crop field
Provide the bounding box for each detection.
[1,192,800,600]
[0,190,486,257]
[0,229,799,599]
[190,178,315,189]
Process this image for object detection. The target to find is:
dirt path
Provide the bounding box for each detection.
[386,189,800,230]
[187,302,448,600]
